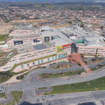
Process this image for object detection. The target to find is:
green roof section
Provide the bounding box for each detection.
[75,40,84,43]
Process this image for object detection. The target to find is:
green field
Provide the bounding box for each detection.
[0,35,8,41]
[40,70,84,79]
[44,76,105,95]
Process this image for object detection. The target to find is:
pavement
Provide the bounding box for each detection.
[1,57,105,104]
[67,53,92,73]
[35,87,52,96]
[18,90,105,105]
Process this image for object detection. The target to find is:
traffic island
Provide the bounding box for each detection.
[39,70,85,79]
[91,58,104,64]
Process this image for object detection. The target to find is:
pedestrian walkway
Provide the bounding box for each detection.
[67,53,92,73]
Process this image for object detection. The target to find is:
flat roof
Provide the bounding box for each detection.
[33,44,47,50]
[51,38,70,46]
[16,42,55,54]
[59,26,99,40]
[40,31,57,37]
[19,27,39,30]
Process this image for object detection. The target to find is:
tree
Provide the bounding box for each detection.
[100,26,104,30]
[69,21,72,24]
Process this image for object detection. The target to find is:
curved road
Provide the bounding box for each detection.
[5,58,105,91]
[1,57,105,104]
[0,92,13,104]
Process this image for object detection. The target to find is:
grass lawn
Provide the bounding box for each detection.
[51,64,71,69]
[44,76,105,95]
[91,64,105,71]
[0,35,8,41]
[40,70,84,79]
[16,73,28,80]
[38,87,47,89]
[91,58,104,64]
[17,67,46,80]
[0,70,27,83]
[0,93,7,98]
[0,91,23,105]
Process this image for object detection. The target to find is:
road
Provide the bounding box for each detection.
[19,90,105,105]
[1,57,105,105]
[0,92,13,104]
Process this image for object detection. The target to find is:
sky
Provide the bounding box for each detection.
[0,0,105,2]
[0,0,99,1]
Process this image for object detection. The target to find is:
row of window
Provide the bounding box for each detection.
[98,49,104,50]
[27,55,38,58]
[20,54,31,57]
[90,51,95,52]
[16,31,36,34]
[19,58,25,60]
[4,67,11,70]
[84,48,95,50]
[10,60,16,62]
[98,53,103,54]
[21,56,57,69]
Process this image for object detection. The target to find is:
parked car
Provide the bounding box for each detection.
[51,95,55,97]
[45,95,50,98]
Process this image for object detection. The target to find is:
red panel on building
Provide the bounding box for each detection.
[63,44,71,49]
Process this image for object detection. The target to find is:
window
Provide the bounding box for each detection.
[65,53,67,56]
[41,30,45,32]
[27,63,29,67]
[44,37,50,42]
[32,62,35,66]
[58,54,65,58]
[38,60,40,64]
[21,65,24,69]
[48,58,50,61]
[14,40,23,45]
[55,56,57,60]
[41,60,43,63]
[52,56,54,60]
[59,48,63,52]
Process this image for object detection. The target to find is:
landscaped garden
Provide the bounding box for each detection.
[51,63,71,69]
[16,66,46,80]
[0,70,27,83]
[39,70,85,79]
[0,50,18,67]
[91,58,104,64]
[0,35,8,41]
[16,73,28,80]
[0,91,23,105]
[44,76,105,95]
[0,93,7,98]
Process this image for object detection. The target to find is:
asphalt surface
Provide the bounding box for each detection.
[1,57,105,105]
[18,90,105,105]
[0,92,13,104]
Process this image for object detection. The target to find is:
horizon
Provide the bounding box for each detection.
[0,0,105,2]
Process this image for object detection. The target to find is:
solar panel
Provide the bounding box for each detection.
[33,44,47,50]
